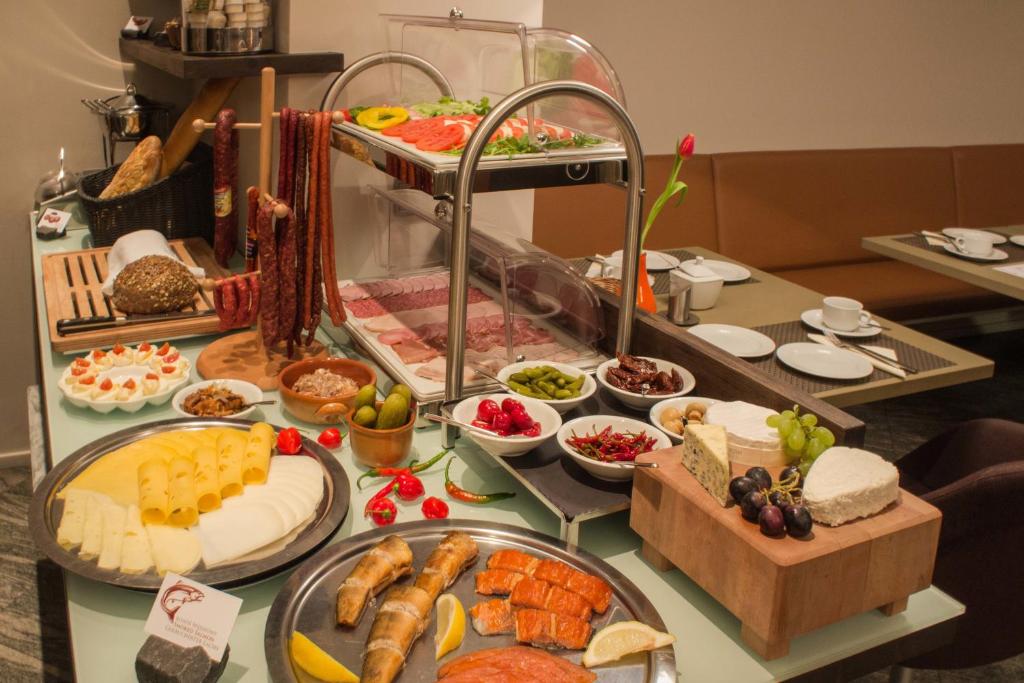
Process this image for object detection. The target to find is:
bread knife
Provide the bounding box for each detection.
[57,311,214,335]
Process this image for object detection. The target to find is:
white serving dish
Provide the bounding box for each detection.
[776,342,874,380]
[688,324,776,358]
[172,379,264,419]
[648,395,721,444]
[496,361,597,414]
[596,356,696,410]
[451,393,561,458]
[58,355,191,414]
[557,415,672,481]
[679,258,752,283]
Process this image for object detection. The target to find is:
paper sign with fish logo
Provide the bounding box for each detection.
[144,574,242,661]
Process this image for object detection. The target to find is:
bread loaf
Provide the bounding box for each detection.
[112,255,197,314]
[100,136,163,199]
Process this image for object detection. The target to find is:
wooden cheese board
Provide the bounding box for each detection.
[629,447,941,660]
[41,238,230,353]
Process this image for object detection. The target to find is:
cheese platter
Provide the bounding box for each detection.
[264,519,676,682]
[630,444,941,659]
[30,417,350,591]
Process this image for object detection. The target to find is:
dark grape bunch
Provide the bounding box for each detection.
[730,466,813,538]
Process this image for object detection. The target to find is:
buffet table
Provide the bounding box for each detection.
[31,222,964,682]
[862,227,1024,301]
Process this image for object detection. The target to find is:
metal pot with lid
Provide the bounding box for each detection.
[82,84,172,166]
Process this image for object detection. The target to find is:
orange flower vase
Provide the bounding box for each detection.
[636,252,658,313]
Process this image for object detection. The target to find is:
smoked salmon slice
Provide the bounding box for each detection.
[437,646,596,683]
[486,550,612,614]
[514,608,592,650]
[469,598,516,636]
[475,568,526,595]
[510,577,593,621]
[487,549,540,575]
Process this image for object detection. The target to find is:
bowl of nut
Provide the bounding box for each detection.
[648,396,720,444]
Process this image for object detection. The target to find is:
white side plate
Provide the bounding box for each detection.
[688,324,776,358]
[679,258,752,282]
[801,309,882,338]
[776,342,874,380]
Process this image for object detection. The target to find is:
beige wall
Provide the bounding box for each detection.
[544,0,1024,154]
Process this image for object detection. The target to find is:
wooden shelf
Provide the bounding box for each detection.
[119,39,343,79]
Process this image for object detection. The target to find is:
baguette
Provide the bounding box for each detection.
[99,136,163,199]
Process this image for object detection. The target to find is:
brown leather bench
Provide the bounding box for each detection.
[533,144,1023,320]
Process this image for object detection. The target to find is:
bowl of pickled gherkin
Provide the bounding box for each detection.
[496,361,597,414]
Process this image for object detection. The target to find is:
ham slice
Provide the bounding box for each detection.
[391,339,438,364]
[364,300,504,333]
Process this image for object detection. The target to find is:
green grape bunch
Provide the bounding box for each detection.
[766,405,836,476]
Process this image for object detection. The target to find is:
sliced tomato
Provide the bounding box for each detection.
[145,372,159,380]
[156,342,170,356]
[99,378,113,391]
[112,342,125,354]
[138,342,152,352]
[400,118,447,143]
[122,378,137,390]
[73,358,91,367]
[71,366,89,376]
[416,124,466,151]
[380,119,415,137]
[79,375,96,385]
[165,352,180,363]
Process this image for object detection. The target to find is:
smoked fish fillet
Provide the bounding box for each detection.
[336,535,413,626]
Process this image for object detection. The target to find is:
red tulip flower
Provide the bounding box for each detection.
[678,133,695,159]
[640,133,696,247]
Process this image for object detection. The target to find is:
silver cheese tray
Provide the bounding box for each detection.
[264,519,676,682]
[30,417,350,592]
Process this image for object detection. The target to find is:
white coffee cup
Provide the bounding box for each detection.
[954,231,996,256]
[822,296,872,331]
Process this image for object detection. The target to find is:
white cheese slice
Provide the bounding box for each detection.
[146,525,202,576]
[78,494,105,560]
[196,501,286,567]
[681,424,731,507]
[803,447,900,526]
[56,488,95,550]
[97,501,127,570]
[119,505,153,575]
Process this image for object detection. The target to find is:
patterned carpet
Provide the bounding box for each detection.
[1,331,1021,681]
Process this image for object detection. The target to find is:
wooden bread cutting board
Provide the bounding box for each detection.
[630,447,941,660]
[42,238,230,353]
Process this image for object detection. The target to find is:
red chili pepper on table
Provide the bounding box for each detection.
[317,427,343,449]
[276,427,303,455]
[366,497,397,526]
[364,476,399,517]
[391,471,425,501]
[421,496,449,519]
[443,458,516,504]
[355,448,449,490]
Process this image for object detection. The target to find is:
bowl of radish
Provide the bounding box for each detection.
[451,394,562,458]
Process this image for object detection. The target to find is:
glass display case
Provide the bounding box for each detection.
[323,12,631,197]
[339,187,605,404]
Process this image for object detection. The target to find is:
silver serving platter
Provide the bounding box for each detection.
[30,417,350,592]
[265,519,676,682]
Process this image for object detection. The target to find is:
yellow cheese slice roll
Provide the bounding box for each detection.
[167,456,199,528]
[97,501,127,570]
[138,458,170,525]
[193,445,221,513]
[119,505,153,575]
[242,422,275,485]
[216,429,247,499]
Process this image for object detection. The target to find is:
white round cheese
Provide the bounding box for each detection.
[704,401,781,449]
[803,447,900,526]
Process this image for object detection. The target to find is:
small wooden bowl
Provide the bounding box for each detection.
[347,400,416,468]
[278,357,376,425]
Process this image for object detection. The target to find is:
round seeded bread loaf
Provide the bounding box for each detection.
[112,255,197,314]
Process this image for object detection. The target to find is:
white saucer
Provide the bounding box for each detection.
[680,258,752,283]
[606,249,680,271]
[941,244,1009,261]
[689,324,776,358]
[776,342,874,380]
[1010,235,1024,248]
[942,227,1008,245]
[800,309,882,338]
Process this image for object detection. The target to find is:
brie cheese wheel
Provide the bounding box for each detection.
[803,447,899,526]
[681,423,731,507]
[703,401,789,467]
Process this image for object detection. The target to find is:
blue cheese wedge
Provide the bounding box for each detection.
[681,423,731,506]
[803,447,899,526]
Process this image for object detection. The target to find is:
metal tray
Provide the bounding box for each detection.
[30,417,350,592]
[332,123,629,198]
[264,519,676,683]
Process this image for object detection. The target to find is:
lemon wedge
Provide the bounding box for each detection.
[434,593,466,660]
[581,621,676,668]
[289,631,359,682]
